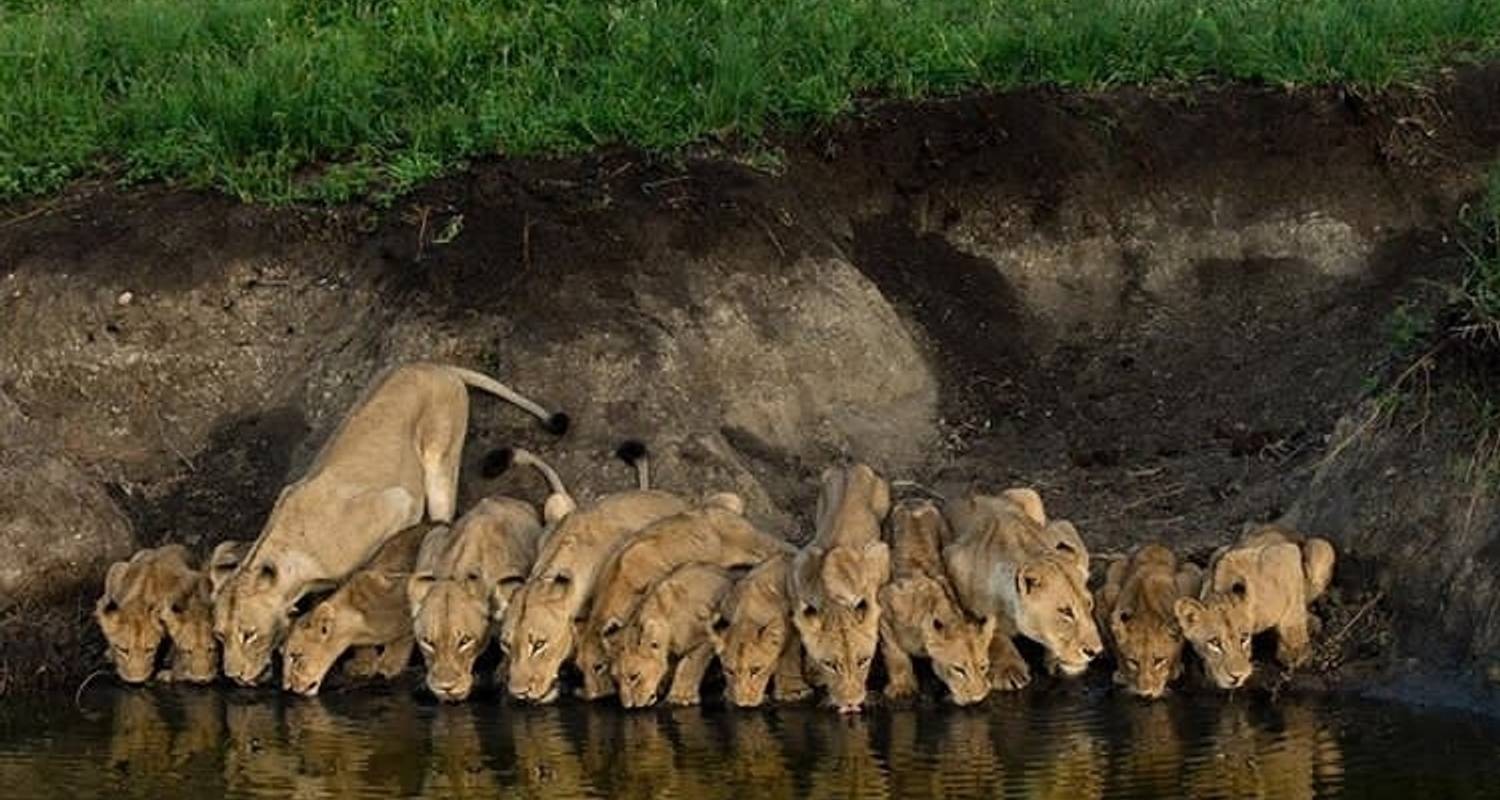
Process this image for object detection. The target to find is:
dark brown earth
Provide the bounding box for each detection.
[3,66,1500,704]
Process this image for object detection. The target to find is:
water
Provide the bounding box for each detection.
[1,686,1497,799]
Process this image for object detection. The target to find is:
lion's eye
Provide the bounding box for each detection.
[419,639,435,654]
[749,666,761,677]
[1059,607,1075,621]
[242,630,259,645]
[723,667,736,678]
[1207,638,1222,652]
[1126,658,1139,671]
[1240,634,1251,648]
[458,635,475,651]
[821,659,838,673]
[953,665,967,678]
[530,639,546,655]
[1153,657,1168,669]
[593,663,606,674]
[650,640,661,651]
[856,656,871,669]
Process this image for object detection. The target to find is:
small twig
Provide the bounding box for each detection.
[755,216,786,259]
[153,407,196,473]
[74,668,108,711]
[1328,591,1384,647]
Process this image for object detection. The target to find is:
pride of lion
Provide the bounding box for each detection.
[96,361,1338,712]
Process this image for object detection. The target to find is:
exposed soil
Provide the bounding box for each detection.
[3,66,1500,701]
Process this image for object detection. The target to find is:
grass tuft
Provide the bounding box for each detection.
[1,0,1499,203]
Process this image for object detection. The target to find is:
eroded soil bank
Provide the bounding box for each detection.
[3,67,1500,703]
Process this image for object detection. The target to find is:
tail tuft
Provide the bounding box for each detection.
[615,439,648,465]
[543,412,571,436]
[481,448,515,479]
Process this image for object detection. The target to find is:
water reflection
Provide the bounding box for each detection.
[1,686,1497,799]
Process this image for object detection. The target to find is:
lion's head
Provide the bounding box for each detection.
[1013,557,1102,676]
[409,570,516,702]
[1175,586,1256,689]
[612,617,673,709]
[499,572,578,703]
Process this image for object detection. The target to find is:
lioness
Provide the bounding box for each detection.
[708,552,811,707]
[502,445,689,702]
[789,464,892,714]
[215,362,566,685]
[1175,524,1335,689]
[575,493,792,699]
[281,524,429,696]
[1095,543,1202,699]
[878,499,993,705]
[96,545,200,683]
[613,563,735,708]
[408,450,566,702]
[943,489,1102,690]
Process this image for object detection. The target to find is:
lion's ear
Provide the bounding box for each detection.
[1174,598,1206,631]
[703,492,745,515]
[407,573,437,616]
[101,560,130,606]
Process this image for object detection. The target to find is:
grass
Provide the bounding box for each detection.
[1,0,1499,204]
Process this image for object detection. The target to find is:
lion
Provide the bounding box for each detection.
[574,492,791,699]
[214,362,567,685]
[1094,543,1202,699]
[407,449,566,702]
[612,563,735,708]
[501,443,690,703]
[942,488,1102,691]
[153,540,251,683]
[789,464,892,714]
[1175,524,1335,689]
[281,523,429,696]
[96,545,202,683]
[878,499,994,705]
[708,552,811,707]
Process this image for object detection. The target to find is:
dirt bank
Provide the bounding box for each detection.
[3,67,1500,697]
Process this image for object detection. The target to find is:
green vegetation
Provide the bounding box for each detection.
[3,0,1499,203]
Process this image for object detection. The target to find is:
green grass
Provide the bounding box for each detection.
[1454,166,1500,343]
[2,0,1499,204]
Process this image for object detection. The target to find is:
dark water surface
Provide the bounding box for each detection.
[1,686,1497,799]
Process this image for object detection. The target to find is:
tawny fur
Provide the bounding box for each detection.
[500,489,690,703]
[613,564,736,708]
[709,553,811,708]
[942,489,1103,691]
[789,464,892,713]
[281,524,429,696]
[1094,543,1202,699]
[1176,524,1335,690]
[575,495,792,700]
[214,362,563,685]
[878,499,993,705]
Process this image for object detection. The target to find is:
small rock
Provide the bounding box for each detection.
[117,291,134,306]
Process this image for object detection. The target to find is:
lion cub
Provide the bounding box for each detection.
[575,492,792,700]
[153,540,251,683]
[408,449,566,702]
[789,464,892,714]
[943,489,1102,690]
[282,524,429,696]
[1175,524,1335,689]
[708,553,811,707]
[878,499,993,705]
[613,564,735,708]
[1095,544,1202,699]
[97,545,202,683]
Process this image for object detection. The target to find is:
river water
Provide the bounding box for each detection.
[1,685,1497,798]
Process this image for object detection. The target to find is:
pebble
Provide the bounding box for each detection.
[117,291,134,306]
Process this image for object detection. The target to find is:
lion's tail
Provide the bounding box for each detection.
[511,449,570,498]
[615,440,650,490]
[1301,537,1336,601]
[447,366,570,435]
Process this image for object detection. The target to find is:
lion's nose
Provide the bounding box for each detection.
[1082,645,1101,659]
[1226,670,1249,688]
